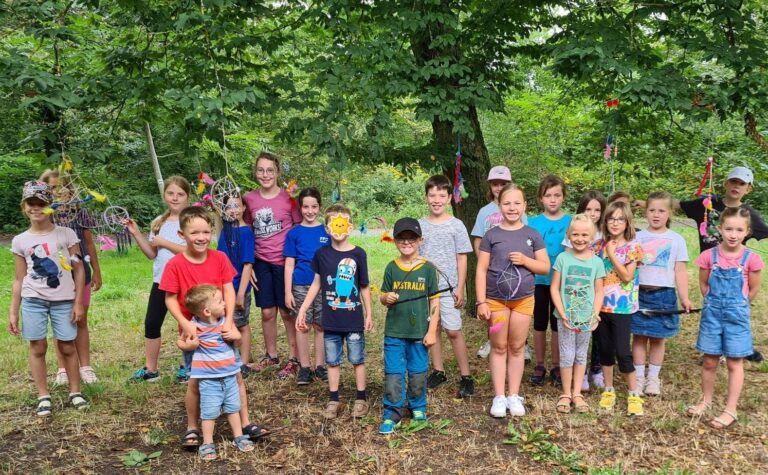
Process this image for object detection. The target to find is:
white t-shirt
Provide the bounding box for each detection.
[636,229,688,288]
[150,219,185,283]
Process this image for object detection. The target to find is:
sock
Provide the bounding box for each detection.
[628,390,641,397]
[647,364,661,379]
[634,364,646,379]
[605,386,615,392]
[356,389,367,401]
[461,375,473,380]
[329,391,339,402]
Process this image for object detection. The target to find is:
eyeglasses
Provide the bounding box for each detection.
[396,237,418,244]
[256,168,277,176]
[606,217,627,223]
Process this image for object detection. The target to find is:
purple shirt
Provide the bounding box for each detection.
[243,189,301,265]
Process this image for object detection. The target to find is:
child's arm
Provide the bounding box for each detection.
[165,293,196,338]
[510,248,550,276]
[7,255,26,336]
[674,261,692,312]
[284,257,296,310]
[593,277,604,319]
[296,274,321,332]
[605,241,637,283]
[69,243,85,323]
[176,334,200,352]
[126,219,158,259]
[222,282,237,335]
[362,285,374,331]
[423,296,441,347]
[699,268,711,297]
[475,251,491,320]
[151,235,186,255]
[82,229,102,291]
[747,270,762,303]
[549,271,570,329]
[454,253,467,308]
[472,237,482,258]
[237,263,253,310]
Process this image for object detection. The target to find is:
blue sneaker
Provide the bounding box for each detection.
[412,410,427,421]
[379,419,401,434]
[129,367,160,383]
[176,365,189,384]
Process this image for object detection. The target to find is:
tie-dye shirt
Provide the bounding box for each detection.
[593,239,643,314]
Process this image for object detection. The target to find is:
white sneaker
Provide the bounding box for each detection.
[80,366,98,384]
[644,376,661,396]
[524,344,531,362]
[477,340,491,359]
[635,376,645,396]
[507,394,526,416]
[54,369,68,386]
[490,396,507,418]
[581,375,590,392]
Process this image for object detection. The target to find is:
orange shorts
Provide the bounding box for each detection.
[486,295,535,316]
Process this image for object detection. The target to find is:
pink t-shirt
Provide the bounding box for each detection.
[695,247,764,298]
[243,189,301,265]
[12,226,80,301]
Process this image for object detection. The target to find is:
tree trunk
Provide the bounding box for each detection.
[144,121,165,197]
[744,112,768,154]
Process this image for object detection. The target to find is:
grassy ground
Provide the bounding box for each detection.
[0,229,767,474]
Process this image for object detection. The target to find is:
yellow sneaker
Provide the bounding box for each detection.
[599,390,616,412]
[627,395,644,416]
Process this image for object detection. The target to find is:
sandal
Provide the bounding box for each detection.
[198,443,217,461]
[181,428,202,447]
[685,400,711,417]
[242,423,271,440]
[556,395,572,414]
[709,410,738,429]
[572,395,589,413]
[69,393,89,410]
[233,435,255,452]
[36,396,52,417]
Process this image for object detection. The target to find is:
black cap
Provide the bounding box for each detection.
[393,217,422,238]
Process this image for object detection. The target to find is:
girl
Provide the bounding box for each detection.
[285,187,330,385]
[9,181,89,415]
[216,195,256,374]
[632,192,692,396]
[529,176,571,386]
[127,176,190,382]
[550,214,605,413]
[476,184,549,418]
[593,201,645,416]
[40,170,103,385]
[243,151,301,378]
[687,207,763,429]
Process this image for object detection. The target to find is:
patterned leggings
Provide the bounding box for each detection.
[557,319,590,368]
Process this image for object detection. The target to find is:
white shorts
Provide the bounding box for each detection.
[438,295,462,331]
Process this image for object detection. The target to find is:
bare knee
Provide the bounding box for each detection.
[29,340,48,358]
[508,343,524,358]
[491,342,508,355]
[445,329,462,341]
[261,308,276,322]
[57,340,77,358]
[726,357,743,371]
[702,355,720,371]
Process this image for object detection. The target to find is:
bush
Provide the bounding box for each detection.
[0,154,45,233]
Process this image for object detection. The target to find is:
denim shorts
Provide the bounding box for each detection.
[233,290,252,328]
[291,285,322,326]
[324,331,365,366]
[21,298,76,342]
[630,288,679,338]
[198,375,241,420]
[696,298,753,358]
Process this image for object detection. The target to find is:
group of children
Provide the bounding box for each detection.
[7,155,765,459]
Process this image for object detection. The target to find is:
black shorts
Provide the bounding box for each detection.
[533,285,558,332]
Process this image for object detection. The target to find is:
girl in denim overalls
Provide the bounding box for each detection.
[688,208,763,429]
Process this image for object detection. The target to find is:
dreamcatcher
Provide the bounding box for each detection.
[489,262,522,334]
[562,281,600,333]
[101,205,132,255]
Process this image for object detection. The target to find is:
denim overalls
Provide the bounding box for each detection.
[696,248,753,358]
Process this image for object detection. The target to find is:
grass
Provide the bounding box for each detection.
[0,228,767,474]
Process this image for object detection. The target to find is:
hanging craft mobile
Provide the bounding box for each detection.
[563,281,600,333]
[102,205,132,255]
[695,156,717,238]
[452,137,468,204]
[331,179,342,203]
[211,176,242,218]
[604,99,620,193]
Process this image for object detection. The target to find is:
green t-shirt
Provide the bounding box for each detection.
[381,259,439,339]
[553,252,606,322]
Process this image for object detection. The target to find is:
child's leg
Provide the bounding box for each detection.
[405,340,429,413]
[648,337,666,368]
[144,283,167,371]
[506,311,532,396]
[572,331,590,397]
[556,320,575,395]
[313,325,325,367]
[489,308,512,396]
[236,373,251,428]
[532,285,550,367]
[328,365,341,393]
[354,363,367,392]
[632,335,648,369]
[430,327,445,372]
[201,420,215,445]
[723,357,744,415]
[227,413,244,438]
[596,314,616,388]
[550,326,560,367]
[348,332,367,395]
[29,340,50,397]
[260,306,279,358]
[238,324,252,366]
[440,301,470,376]
[383,337,408,422]
[296,325,311,368]
[614,316,638,392]
[186,379,201,431]
[445,329,470,376]
[279,308,298,360]
[58,339,81,394]
[695,354,720,410]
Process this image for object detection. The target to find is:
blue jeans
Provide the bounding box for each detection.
[382,336,429,422]
[198,375,240,420]
[324,331,365,366]
[21,298,76,341]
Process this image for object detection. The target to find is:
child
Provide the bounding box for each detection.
[296,203,373,419]
[243,152,302,377]
[9,181,89,415]
[40,170,103,385]
[419,175,475,397]
[379,218,440,434]
[161,206,267,447]
[216,195,256,374]
[687,207,763,428]
[126,176,190,383]
[632,192,692,396]
[470,166,529,361]
[528,176,572,386]
[177,285,254,460]
[476,184,549,417]
[593,201,645,416]
[550,214,605,413]
[284,187,330,385]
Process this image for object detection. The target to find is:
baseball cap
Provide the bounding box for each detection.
[393,217,422,238]
[726,166,753,184]
[487,166,511,182]
[21,181,53,204]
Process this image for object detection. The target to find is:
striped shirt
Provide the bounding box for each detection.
[189,317,240,379]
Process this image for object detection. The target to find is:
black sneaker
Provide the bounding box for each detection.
[296,366,313,385]
[458,376,474,398]
[550,367,562,386]
[314,365,328,382]
[746,351,764,363]
[529,365,546,385]
[427,370,447,389]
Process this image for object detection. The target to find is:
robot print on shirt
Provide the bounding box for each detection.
[326,257,359,310]
[253,207,283,239]
[28,243,61,289]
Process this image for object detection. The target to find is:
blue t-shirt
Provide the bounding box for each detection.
[217,224,255,291]
[311,246,369,332]
[284,224,331,285]
[528,214,571,286]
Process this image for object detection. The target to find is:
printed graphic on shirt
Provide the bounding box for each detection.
[253,207,282,238]
[563,265,593,319]
[484,212,503,234]
[326,257,360,309]
[641,238,672,269]
[27,243,62,289]
[393,277,427,292]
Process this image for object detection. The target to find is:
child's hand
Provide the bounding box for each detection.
[71,303,85,323]
[235,292,245,310]
[605,240,618,256]
[561,317,574,331]
[382,292,399,307]
[476,302,491,321]
[681,297,693,313]
[423,331,437,348]
[177,334,199,351]
[91,270,103,292]
[181,321,197,339]
[364,315,374,332]
[285,292,295,311]
[453,290,465,308]
[295,311,308,332]
[508,252,526,266]
[222,325,241,342]
[7,315,20,336]
[250,274,259,291]
[124,218,139,236]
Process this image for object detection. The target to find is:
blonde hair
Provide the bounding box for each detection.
[646,191,673,228]
[150,176,192,234]
[497,183,526,204]
[568,213,596,239]
[601,201,636,241]
[184,284,219,315]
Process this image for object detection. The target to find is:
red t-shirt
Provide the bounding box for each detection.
[159,250,237,320]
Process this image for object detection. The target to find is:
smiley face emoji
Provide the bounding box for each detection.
[328,213,353,239]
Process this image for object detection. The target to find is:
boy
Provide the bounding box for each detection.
[419,175,475,398]
[177,285,254,460]
[296,203,373,419]
[378,218,440,434]
[160,206,268,447]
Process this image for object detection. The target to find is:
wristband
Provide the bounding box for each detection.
[475,301,487,307]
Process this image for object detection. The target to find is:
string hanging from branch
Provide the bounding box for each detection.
[697,156,716,237]
[452,136,468,204]
[604,98,620,193]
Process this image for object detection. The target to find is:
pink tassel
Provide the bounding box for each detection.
[699,222,707,236]
[97,235,117,252]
